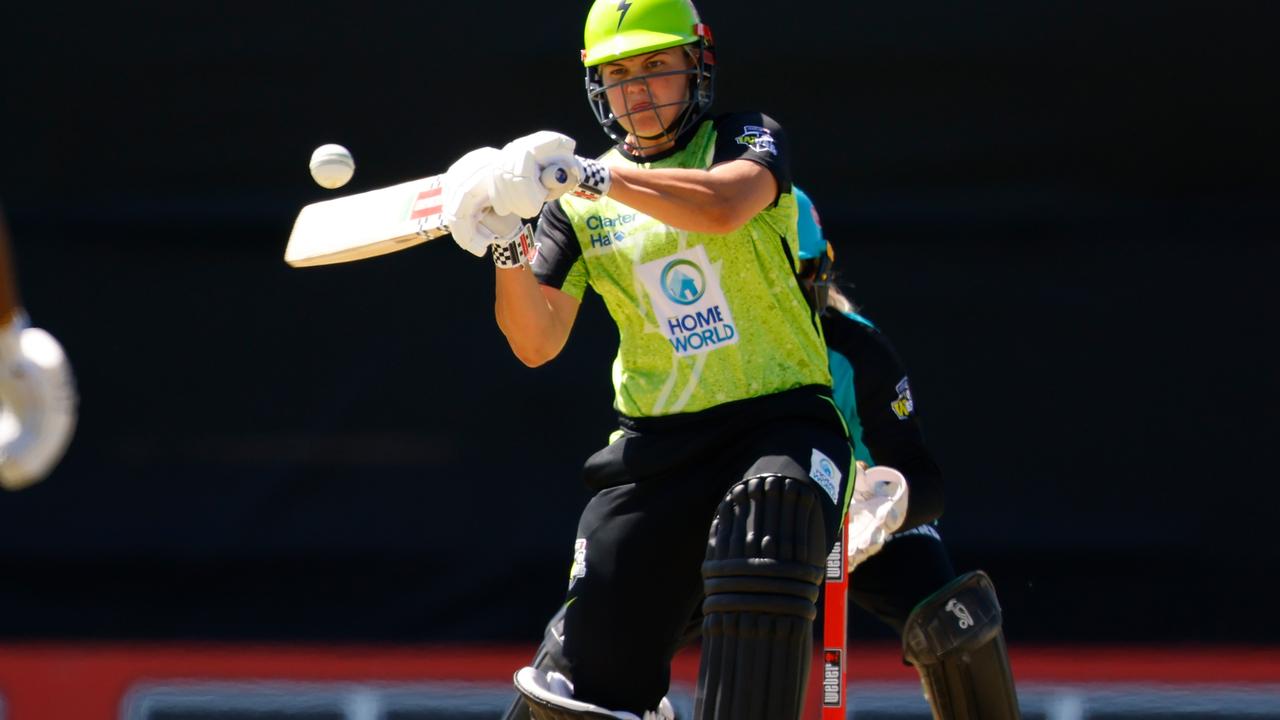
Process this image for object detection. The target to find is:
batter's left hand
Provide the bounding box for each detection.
[489,131,580,218]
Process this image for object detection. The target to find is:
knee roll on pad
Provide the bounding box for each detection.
[695,475,829,720]
[902,570,1021,720]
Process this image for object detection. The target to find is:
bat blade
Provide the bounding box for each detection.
[285,174,450,267]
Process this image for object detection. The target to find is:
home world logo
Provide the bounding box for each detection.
[658,257,735,354]
[637,247,740,357]
[661,259,705,305]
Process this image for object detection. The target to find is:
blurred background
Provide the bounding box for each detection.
[2,0,1278,717]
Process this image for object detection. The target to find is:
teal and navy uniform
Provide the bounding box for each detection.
[792,183,957,634]
[820,307,957,634]
[525,113,851,713]
[822,309,943,530]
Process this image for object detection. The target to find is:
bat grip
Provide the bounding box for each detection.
[539,162,576,194]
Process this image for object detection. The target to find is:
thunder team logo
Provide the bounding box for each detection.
[661,259,706,305]
[735,125,778,156]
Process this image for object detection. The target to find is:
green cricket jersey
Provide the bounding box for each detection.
[530,112,831,418]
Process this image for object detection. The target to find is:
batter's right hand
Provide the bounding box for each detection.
[490,131,580,218]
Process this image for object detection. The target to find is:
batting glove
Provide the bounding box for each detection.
[847,463,910,571]
[0,312,77,490]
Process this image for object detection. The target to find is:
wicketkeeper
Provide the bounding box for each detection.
[794,187,1022,719]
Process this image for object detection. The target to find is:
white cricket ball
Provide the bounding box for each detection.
[309,143,355,189]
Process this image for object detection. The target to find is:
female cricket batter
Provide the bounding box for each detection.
[440,0,851,718]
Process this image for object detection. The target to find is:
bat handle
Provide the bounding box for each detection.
[539,163,576,194]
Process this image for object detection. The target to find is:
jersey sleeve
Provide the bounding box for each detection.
[710,112,792,196]
[531,198,589,300]
[822,311,945,530]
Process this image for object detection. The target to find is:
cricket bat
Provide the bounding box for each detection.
[284,165,572,268]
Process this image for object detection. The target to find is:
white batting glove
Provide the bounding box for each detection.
[490,131,578,218]
[490,132,613,218]
[0,313,77,490]
[443,147,505,257]
[443,148,538,267]
[847,463,909,571]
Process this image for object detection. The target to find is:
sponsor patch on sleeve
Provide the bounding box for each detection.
[891,376,915,420]
[735,124,778,156]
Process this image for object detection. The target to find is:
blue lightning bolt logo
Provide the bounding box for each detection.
[616,0,633,31]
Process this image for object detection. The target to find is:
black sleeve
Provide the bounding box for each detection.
[710,112,792,197]
[822,312,945,530]
[530,197,582,291]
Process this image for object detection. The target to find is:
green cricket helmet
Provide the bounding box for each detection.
[794,186,836,311]
[581,0,716,149]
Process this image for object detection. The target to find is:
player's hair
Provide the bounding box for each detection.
[797,256,858,316]
[826,284,857,315]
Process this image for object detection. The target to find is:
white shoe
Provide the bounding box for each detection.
[514,666,676,720]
